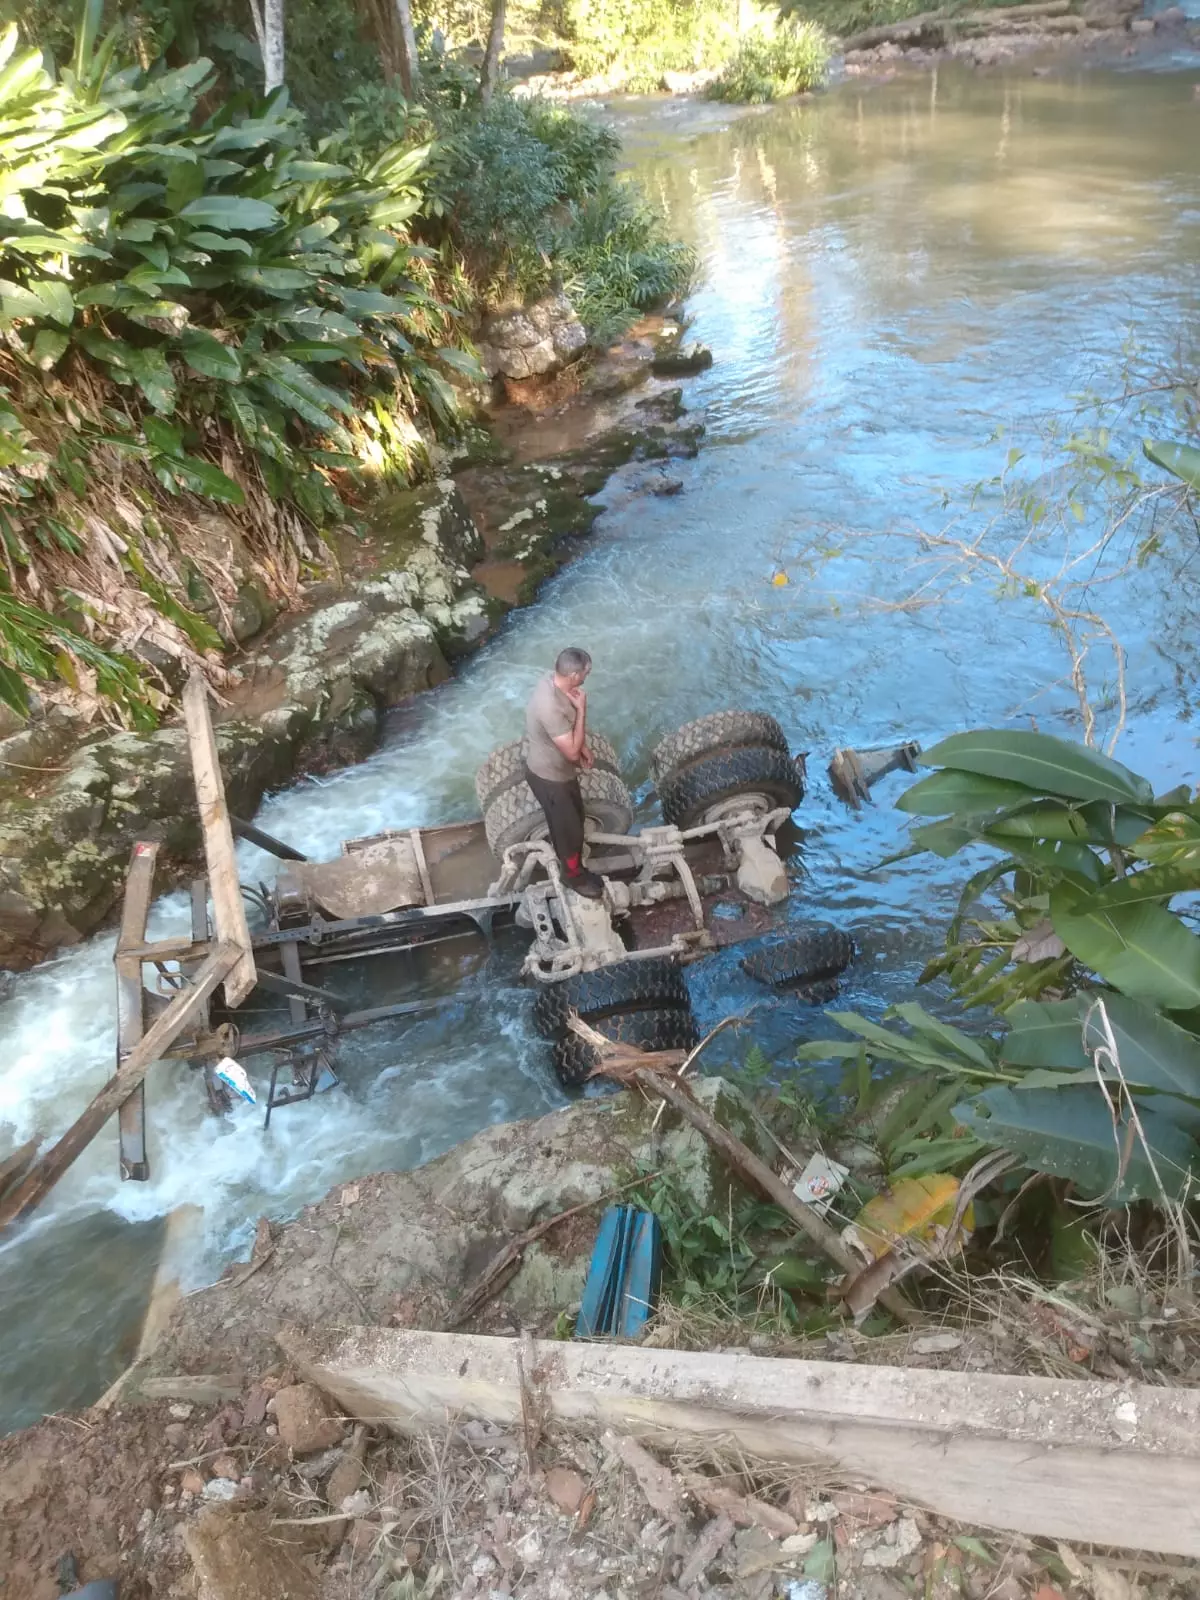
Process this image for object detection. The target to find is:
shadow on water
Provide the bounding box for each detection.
[3,62,1200,1431]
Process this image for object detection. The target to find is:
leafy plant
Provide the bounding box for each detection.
[799,728,1200,1205]
[564,0,746,90]
[0,11,472,720]
[707,19,829,103]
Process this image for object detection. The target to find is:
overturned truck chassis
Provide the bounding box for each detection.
[0,678,911,1228]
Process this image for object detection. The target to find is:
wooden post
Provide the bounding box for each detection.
[182,674,256,1008]
[115,841,159,1181]
[281,1325,1200,1559]
[0,943,239,1230]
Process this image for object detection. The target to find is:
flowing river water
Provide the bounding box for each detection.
[3,56,1200,1434]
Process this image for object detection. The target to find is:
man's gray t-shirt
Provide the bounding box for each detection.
[525,673,576,781]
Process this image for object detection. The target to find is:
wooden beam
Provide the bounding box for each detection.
[182,674,256,1007]
[281,1326,1200,1559]
[0,943,240,1230]
[115,841,159,1182]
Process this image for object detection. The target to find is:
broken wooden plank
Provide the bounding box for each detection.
[0,1138,38,1204]
[0,942,240,1230]
[280,1325,1200,1559]
[183,673,256,1008]
[116,841,159,1182]
[409,828,435,908]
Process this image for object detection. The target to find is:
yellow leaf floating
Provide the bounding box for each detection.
[772,570,789,587]
[853,1174,973,1260]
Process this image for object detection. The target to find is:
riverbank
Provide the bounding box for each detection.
[0,325,705,973]
[4,1075,1199,1600]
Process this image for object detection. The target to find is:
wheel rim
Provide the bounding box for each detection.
[701,791,775,825]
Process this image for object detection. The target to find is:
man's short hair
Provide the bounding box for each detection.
[555,647,591,677]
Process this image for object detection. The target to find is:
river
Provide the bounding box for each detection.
[2,56,1199,1434]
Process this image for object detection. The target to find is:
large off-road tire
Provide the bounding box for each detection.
[741,924,854,988]
[552,1005,700,1090]
[658,744,805,830]
[484,767,635,858]
[475,733,620,814]
[652,711,789,784]
[531,956,690,1041]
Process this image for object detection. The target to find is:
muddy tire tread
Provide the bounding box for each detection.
[658,744,805,830]
[475,733,620,813]
[552,1005,701,1089]
[741,925,855,988]
[531,957,690,1040]
[652,711,789,782]
[484,766,634,858]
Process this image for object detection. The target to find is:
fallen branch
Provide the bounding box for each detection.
[443,1170,665,1330]
[841,0,1070,52]
[569,1018,919,1326]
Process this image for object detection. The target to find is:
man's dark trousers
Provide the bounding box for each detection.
[524,766,585,872]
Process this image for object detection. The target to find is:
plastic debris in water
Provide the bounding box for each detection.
[786,1584,828,1600]
[215,1056,256,1105]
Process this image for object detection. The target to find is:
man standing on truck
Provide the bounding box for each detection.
[524,647,604,898]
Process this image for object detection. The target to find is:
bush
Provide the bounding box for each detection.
[433,92,692,335]
[564,0,744,91]
[707,20,829,102]
[559,181,695,344]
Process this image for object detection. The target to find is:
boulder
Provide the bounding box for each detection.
[652,340,714,377]
[272,1383,345,1454]
[479,292,590,381]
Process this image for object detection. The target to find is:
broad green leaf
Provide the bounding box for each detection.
[126,299,190,333]
[179,195,281,232]
[1050,884,1200,1011]
[173,456,245,504]
[986,803,1093,842]
[286,159,353,180]
[909,819,982,859]
[186,230,253,257]
[336,285,411,317]
[124,345,176,414]
[887,1003,995,1069]
[179,329,242,381]
[1131,810,1200,867]
[1144,438,1200,491]
[165,160,205,214]
[29,279,73,326]
[234,265,312,294]
[1001,999,1087,1070]
[143,415,183,456]
[1084,862,1200,912]
[0,276,45,321]
[30,327,68,369]
[371,193,422,228]
[981,834,1105,885]
[954,1084,1198,1201]
[1079,992,1200,1100]
[921,730,1153,806]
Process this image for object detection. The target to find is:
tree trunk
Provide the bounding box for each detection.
[480,0,506,104]
[394,0,419,97]
[254,0,284,93]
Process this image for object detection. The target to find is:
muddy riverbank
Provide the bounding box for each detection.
[0,329,704,973]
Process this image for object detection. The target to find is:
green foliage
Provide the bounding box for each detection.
[558,179,695,342]
[800,729,1200,1206]
[564,0,745,91]
[707,19,829,103]
[434,91,693,332]
[0,15,473,720]
[630,1165,832,1330]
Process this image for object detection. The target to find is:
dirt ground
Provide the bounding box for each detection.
[2,1360,1197,1600]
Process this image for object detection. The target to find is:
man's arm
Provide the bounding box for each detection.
[551,690,588,765]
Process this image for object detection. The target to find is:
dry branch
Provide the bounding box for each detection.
[568,1017,919,1326]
